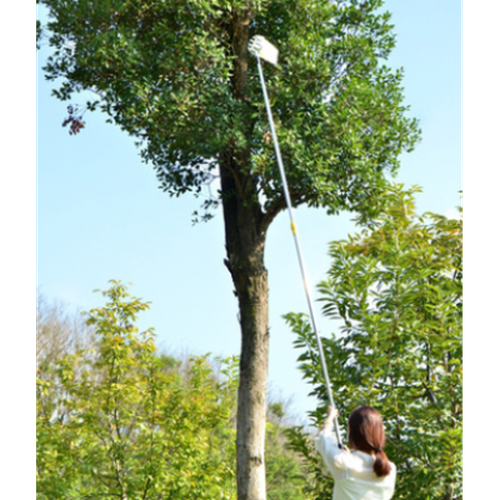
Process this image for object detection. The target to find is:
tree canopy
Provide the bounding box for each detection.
[38,0,419,221]
[286,185,462,500]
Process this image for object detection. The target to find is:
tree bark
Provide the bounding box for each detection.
[221,8,275,499]
[220,150,269,500]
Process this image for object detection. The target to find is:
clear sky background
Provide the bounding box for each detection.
[34,0,462,420]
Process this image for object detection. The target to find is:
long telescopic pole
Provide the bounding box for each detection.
[252,49,343,447]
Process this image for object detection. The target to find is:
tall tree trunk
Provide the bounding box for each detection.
[220,151,269,500]
[222,8,276,499]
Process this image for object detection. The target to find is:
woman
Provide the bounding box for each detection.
[315,405,396,500]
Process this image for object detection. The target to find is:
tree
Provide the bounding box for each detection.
[37,2,420,498]
[286,185,462,500]
[37,281,239,500]
[37,292,95,368]
[37,292,98,448]
[264,401,313,500]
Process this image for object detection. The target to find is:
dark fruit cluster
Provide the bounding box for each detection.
[62,105,85,135]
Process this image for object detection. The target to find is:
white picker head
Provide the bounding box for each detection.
[248,35,279,66]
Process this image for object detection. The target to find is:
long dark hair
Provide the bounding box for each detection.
[348,406,392,477]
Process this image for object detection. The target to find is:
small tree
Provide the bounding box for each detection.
[36,281,239,500]
[286,185,462,500]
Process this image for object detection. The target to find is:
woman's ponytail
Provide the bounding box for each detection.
[373,448,392,477]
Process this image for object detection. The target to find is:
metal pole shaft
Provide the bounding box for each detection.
[254,54,343,447]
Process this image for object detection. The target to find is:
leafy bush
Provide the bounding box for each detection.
[285,185,462,500]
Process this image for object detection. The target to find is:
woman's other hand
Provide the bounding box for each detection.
[323,405,339,430]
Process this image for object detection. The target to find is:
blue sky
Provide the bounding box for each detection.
[34,0,462,420]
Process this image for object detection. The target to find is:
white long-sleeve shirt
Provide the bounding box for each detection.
[315,427,396,500]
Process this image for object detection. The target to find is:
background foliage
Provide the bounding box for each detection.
[36,282,310,500]
[37,282,239,500]
[285,184,462,500]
